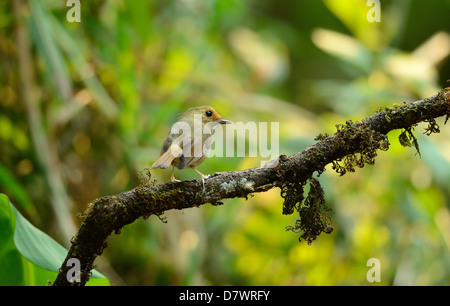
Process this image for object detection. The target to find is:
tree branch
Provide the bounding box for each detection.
[53,87,450,286]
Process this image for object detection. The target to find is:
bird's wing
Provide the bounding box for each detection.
[177,134,205,169]
[152,130,184,169]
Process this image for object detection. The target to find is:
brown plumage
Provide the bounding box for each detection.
[152,106,231,182]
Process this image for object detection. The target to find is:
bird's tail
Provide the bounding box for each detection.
[152,146,182,169]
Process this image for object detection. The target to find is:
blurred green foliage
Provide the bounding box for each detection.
[1,0,450,285]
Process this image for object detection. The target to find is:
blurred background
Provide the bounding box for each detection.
[1,0,450,285]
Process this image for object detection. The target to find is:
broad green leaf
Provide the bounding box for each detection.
[12,203,71,272]
[0,194,109,285]
[0,194,21,285]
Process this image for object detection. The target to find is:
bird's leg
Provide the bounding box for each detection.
[193,167,209,187]
[171,165,181,182]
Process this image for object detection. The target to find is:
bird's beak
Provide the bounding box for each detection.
[216,119,232,124]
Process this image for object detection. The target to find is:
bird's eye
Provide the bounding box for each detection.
[205,110,213,117]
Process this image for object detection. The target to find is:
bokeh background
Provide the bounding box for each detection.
[1,0,450,285]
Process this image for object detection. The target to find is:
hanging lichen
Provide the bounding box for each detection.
[398,126,421,157]
[284,178,333,244]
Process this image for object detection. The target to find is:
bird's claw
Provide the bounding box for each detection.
[200,174,210,188]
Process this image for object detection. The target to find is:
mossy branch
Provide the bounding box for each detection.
[53,87,450,286]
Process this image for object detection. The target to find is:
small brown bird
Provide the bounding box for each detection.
[152,106,231,183]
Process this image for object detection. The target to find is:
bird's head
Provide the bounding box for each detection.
[182,106,232,125]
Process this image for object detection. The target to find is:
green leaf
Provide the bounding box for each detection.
[12,203,70,272]
[0,194,21,285]
[0,194,109,285]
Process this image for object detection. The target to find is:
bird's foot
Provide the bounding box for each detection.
[170,175,181,183]
[200,174,210,188]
